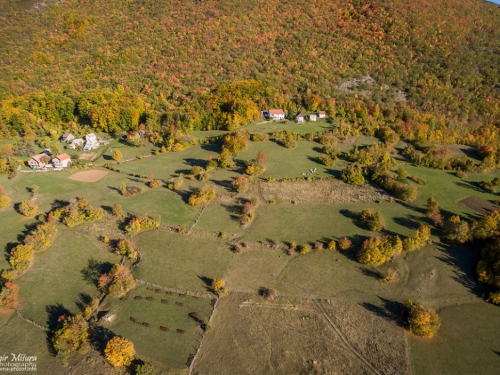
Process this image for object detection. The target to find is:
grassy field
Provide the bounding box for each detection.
[1,134,500,375]
[102,285,214,373]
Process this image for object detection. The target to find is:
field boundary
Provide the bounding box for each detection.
[135,279,214,299]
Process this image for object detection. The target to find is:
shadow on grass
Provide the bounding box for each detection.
[4,242,18,262]
[81,258,114,287]
[46,304,72,331]
[184,158,207,168]
[435,243,486,298]
[89,325,116,354]
[220,203,241,222]
[455,181,484,194]
[360,296,407,328]
[198,275,213,292]
[360,267,381,280]
[75,293,93,313]
[392,215,424,230]
[200,143,222,153]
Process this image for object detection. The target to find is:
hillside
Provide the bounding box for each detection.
[0,0,500,138]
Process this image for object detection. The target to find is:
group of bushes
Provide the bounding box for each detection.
[0,184,11,210]
[240,198,258,226]
[245,150,267,176]
[53,197,105,228]
[124,214,160,234]
[368,166,417,202]
[98,264,136,298]
[115,239,139,261]
[188,185,216,206]
[357,224,431,266]
[1,215,59,280]
[121,184,143,197]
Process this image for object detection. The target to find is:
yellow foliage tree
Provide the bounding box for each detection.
[52,315,90,358]
[407,301,441,337]
[112,149,123,161]
[105,337,135,367]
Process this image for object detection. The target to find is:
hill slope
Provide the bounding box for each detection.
[0,0,500,135]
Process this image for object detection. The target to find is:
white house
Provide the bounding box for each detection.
[268,109,286,121]
[295,112,305,124]
[69,138,84,150]
[318,111,326,119]
[309,113,317,122]
[83,133,100,151]
[61,132,75,142]
[52,153,72,169]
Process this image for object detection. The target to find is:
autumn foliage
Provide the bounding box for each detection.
[105,337,135,367]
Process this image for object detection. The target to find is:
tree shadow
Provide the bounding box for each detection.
[360,296,407,328]
[392,215,424,230]
[75,293,93,313]
[81,258,114,287]
[173,188,196,205]
[200,143,222,153]
[210,179,233,191]
[360,267,381,280]
[107,186,122,194]
[46,304,72,331]
[184,158,207,168]
[220,203,241,222]
[434,242,486,298]
[4,242,18,262]
[50,199,70,210]
[339,209,364,229]
[100,205,114,214]
[493,350,500,357]
[455,181,484,193]
[197,275,213,292]
[89,325,116,354]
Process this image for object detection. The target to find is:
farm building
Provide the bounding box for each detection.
[309,113,317,122]
[267,109,286,120]
[52,153,72,169]
[295,113,305,124]
[69,138,84,149]
[84,133,100,151]
[61,133,74,142]
[318,111,326,119]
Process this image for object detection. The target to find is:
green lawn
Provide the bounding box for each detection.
[102,285,213,372]
[16,226,117,326]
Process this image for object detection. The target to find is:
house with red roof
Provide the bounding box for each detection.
[267,109,286,120]
[28,154,51,169]
[318,111,326,119]
[52,153,72,169]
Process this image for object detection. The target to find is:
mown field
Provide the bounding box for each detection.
[1,134,500,375]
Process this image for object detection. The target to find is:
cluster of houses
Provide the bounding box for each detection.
[63,132,107,151]
[265,109,326,123]
[27,150,72,170]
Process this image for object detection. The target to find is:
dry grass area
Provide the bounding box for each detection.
[457,195,497,215]
[193,293,409,375]
[257,180,389,204]
[68,169,109,182]
[79,153,97,160]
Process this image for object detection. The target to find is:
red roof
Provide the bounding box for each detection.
[319,111,326,115]
[63,132,70,138]
[56,153,71,161]
[269,109,285,115]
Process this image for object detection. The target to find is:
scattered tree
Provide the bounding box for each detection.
[407,301,441,337]
[52,315,90,359]
[112,149,123,161]
[105,337,135,367]
[340,164,365,185]
[359,208,385,232]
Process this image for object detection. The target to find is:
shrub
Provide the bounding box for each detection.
[359,208,385,232]
[112,203,124,218]
[60,197,105,227]
[105,337,135,367]
[98,264,135,298]
[101,236,110,244]
[216,149,235,168]
[9,244,35,271]
[112,149,123,161]
[318,153,336,167]
[52,315,90,359]
[23,221,58,253]
[124,213,160,234]
[441,215,470,244]
[340,164,365,185]
[402,225,431,251]
[408,175,427,185]
[167,178,184,190]
[190,166,204,177]
[357,236,402,266]
[338,237,352,251]
[211,278,227,296]
[188,185,216,206]
[0,281,19,309]
[115,240,139,260]
[380,268,398,282]
[298,244,311,254]
[149,179,162,189]
[231,175,249,193]
[18,200,38,217]
[0,194,11,210]
[407,301,441,337]
[259,287,279,300]
[327,240,336,250]
[122,185,142,197]
[319,132,337,146]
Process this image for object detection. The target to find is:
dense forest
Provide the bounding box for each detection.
[0,0,500,142]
